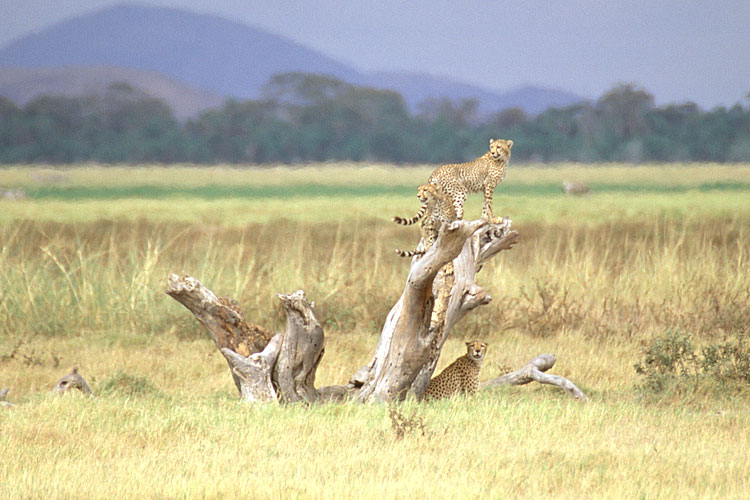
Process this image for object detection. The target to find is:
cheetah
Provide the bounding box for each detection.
[427,138,513,222]
[393,183,457,258]
[422,340,487,400]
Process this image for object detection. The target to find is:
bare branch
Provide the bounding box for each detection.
[481,354,588,402]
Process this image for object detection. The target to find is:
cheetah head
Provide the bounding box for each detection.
[416,183,439,203]
[489,138,513,162]
[465,340,488,361]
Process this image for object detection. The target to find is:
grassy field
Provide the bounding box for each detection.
[1,163,749,499]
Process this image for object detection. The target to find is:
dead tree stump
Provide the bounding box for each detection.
[273,291,325,403]
[51,367,93,396]
[166,217,585,403]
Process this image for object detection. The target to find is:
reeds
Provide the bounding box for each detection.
[1,215,746,342]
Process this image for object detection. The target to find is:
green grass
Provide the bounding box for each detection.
[1,163,749,499]
[13,181,750,201]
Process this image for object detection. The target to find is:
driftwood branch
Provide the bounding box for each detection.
[220,334,282,403]
[480,354,588,402]
[51,367,93,396]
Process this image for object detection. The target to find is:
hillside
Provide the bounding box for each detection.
[358,71,583,115]
[0,4,583,115]
[0,4,357,100]
[0,66,225,120]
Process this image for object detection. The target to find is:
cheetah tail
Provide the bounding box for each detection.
[394,248,425,258]
[392,203,427,225]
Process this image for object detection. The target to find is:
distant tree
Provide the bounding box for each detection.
[597,83,654,141]
[2,74,749,164]
[490,107,528,132]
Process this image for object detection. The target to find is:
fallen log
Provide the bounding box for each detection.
[480,354,588,401]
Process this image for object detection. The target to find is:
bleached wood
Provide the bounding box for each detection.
[354,218,519,402]
[220,333,282,403]
[273,290,325,403]
[166,273,273,395]
[480,354,588,402]
[166,217,586,406]
[51,367,92,396]
[167,276,328,403]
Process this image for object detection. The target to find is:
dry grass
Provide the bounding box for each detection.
[1,164,749,499]
[1,391,748,500]
[2,162,749,188]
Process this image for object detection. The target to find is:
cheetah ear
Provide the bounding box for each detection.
[489,138,495,144]
[507,140,513,149]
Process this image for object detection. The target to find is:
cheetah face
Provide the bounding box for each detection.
[489,138,513,161]
[465,340,488,361]
[417,184,437,203]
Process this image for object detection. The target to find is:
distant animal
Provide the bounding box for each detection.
[393,183,457,258]
[423,340,488,400]
[51,367,93,395]
[562,181,591,196]
[427,138,513,222]
[1,188,27,201]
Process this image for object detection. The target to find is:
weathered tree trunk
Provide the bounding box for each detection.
[165,274,273,396]
[167,276,328,403]
[351,218,519,402]
[167,217,588,404]
[272,291,325,403]
[407,218,520,397]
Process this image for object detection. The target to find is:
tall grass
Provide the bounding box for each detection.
[1,216,746,342]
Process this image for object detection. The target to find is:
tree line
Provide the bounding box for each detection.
[1,74,749,164]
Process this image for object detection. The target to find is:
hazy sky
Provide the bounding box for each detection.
[2,0,749,108]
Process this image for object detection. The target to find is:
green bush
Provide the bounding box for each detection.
[635,330,750,398]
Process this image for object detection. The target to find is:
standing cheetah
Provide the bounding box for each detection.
[427,138,512,222]
[423,340,487,400]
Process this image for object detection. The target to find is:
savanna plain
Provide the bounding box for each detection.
[1,163,749,499]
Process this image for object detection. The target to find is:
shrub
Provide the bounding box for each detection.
[97,371,161,397]
[635,330,750,398]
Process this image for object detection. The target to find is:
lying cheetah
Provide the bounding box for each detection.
[428,138,512,222]
[423,340,487,400]
[393,183,456,258]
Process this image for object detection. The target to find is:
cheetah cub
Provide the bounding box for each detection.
[427,138,512,222]
[393,183,457,258]
[423,340,488,400]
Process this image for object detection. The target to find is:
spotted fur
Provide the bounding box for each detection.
[393,184,456,258]
[423,340,487,400]
[428,138,512,221]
